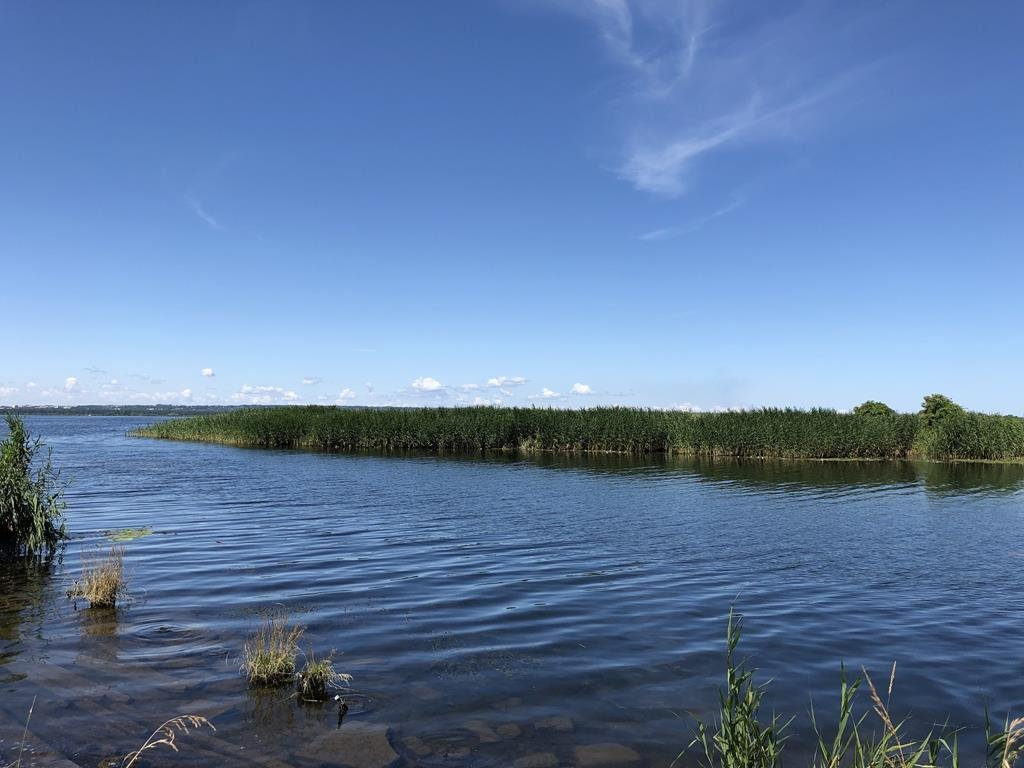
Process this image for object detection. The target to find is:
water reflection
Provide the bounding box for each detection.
[524,452,1024,496]
[0,555,58,684]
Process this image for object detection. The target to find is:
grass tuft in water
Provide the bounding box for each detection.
[242,612,304,687]
[295,648,352,702]
[682,610,1024,768]
[67,545,127,608]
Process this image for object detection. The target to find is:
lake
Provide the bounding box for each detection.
[2,416,1023,767]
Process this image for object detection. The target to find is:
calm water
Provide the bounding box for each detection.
[2,417,1023,767]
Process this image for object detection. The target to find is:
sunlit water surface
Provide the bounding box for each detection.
[2,417,1023,767]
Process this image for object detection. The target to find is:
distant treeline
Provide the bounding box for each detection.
[132,395,1024,461]
[2,405,251,417]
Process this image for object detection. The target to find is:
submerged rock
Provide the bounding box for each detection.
[463,719,500,743]
[534,715,574,733]
[298,722,399,768]
[513,752,560,768]
[496,722,522,739]
[573,743,641,767]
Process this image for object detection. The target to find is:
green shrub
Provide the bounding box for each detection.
[852,400,896,418]
[0,415,68,557]
[919,394,965,428]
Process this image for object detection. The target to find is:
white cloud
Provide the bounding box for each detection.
[180,388,193,399]
[486,376,527,388]
[472,396,503,406]
[365,382,374,394]
[460,383,480,391]
[0,386,17,398]
[301,377,322,385]
[411,376,443,392]
[570,382,594,395]
[231,384,302,404]
[671,402,702,412]
[64,377,80,392]
[201,368,215,377]
[26,381,37,389]
[336,388,356,402]
[530,387,561,400]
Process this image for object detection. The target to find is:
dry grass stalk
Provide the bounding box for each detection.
[67,545,127,608]
[242,612,304,686]
[120,714,214,768]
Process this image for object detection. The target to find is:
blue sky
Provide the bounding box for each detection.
[2,1,1022,413]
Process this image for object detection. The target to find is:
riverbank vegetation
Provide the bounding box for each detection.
[1,415,67,557]
[132,395,1024,461]
[685,610,1024,768]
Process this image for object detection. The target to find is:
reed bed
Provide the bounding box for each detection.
[132,402,1024,461]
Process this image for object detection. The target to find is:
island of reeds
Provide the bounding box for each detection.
[131,395,1024,462]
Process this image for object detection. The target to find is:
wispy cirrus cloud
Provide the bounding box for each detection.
[639,195,744,240]
[547,1,877,198]
[186,196,225,231]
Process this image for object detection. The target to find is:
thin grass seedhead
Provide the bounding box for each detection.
[242,611,304,686]
[986,713,1024,768]
[120,714,214,768]
[67,545,127,608]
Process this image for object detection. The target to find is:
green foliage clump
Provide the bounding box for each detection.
[0,415,68,557]
[919,394,966,428]
[852,400,896,418]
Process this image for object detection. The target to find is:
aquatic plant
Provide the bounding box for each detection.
[132,399,1024,461]
[120,714,215,767]
[0,415,67,557]
[107,526,153,542]
[242,612,304,686]
[680,611,1024,768]
[67,545,128,608]
[296,648,352,702]
[687,609,788,768]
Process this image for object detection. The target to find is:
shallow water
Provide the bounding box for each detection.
[2,417,1023,767]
